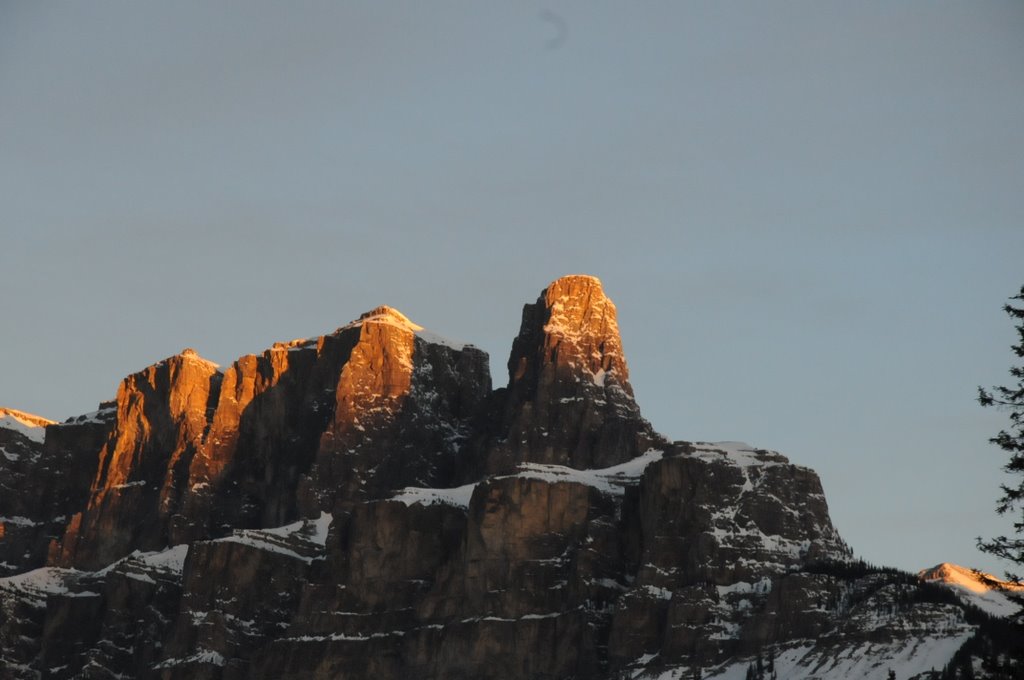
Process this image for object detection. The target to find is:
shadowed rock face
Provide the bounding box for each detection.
[2,275,1017,680]
[0,405,115,574]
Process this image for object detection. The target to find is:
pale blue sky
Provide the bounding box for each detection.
[2,2,1023,576]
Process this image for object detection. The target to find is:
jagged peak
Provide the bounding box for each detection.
[507,273,628,390]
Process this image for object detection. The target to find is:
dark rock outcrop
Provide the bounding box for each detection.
[0,407,114,575]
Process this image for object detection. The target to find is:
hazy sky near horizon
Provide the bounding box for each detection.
[2,2,1023,576]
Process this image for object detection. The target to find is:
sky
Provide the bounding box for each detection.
[2,2,1023,577]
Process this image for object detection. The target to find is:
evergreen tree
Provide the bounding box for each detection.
[978,285,1024,584]
[887,670,896,680]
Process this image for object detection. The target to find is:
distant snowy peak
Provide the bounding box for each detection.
[919,562,1023,618]
[0,407,55,444]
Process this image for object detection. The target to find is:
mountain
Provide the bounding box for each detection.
[919,563,1023,619]
[1,275,1021,679]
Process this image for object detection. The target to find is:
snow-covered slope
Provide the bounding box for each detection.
[0,408,53,444]
[919,562,1023,618]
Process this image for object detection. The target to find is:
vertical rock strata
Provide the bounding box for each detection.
[306,306,491,513]
[54,350,222,569]
[51,307,489,570]
[1,275,1014,679]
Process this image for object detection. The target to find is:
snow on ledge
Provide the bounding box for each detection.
[392,449,666,506]
[211,512,333,562]
[689,441,787,468]
[137,544,190,574]
[0,567,74,598]
[504,448,665,495]
[391,483,478,508]
[153,650,226,669]
[258,511,333,547]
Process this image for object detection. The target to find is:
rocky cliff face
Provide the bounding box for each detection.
[1,275,1021,679]
[477,275,661,477]
[0,407,113,575]
[46,306,489,571]
[52,350,222,569]
[0,409,54,575]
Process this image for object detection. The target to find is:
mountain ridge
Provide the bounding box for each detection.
[1,275,1021,679]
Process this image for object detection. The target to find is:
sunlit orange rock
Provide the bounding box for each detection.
[53,349,222,568]
[174,305,489,541]
[304,306,490,512]
[481,275,661,474]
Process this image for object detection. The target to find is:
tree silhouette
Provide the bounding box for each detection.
[978,285,1024,585]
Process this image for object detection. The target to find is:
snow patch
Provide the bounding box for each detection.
[138,544,190,574]
[644,633,975,680]
[391,483,477,509]
[212,513,332,563]
[0,408,53,443]
[153,650,226,669]
[690,441,785,468]
[0,567,73,599]
[258,511,333,547]
[0,516,41,527]
[66,405,117,425]
[505,448,664,496]
[112,480,147,490]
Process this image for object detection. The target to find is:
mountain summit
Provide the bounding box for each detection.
[481,274,659,474]
[0,275,1021,679]
[919,562,1023,618]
